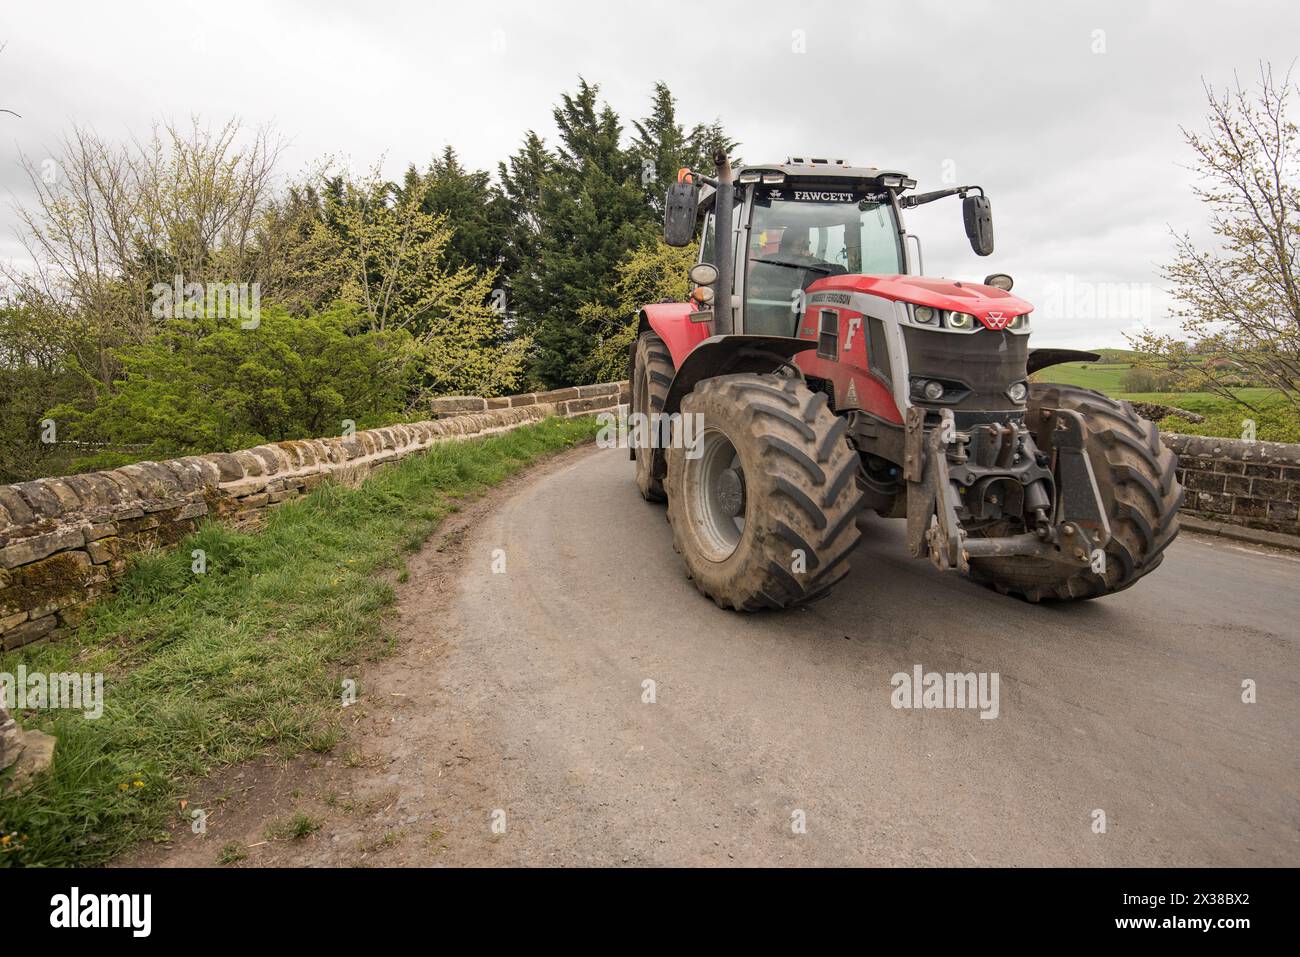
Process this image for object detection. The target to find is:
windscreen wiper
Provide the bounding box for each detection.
[749,256,838,274]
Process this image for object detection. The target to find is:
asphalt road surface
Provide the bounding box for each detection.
[428,445,1298,866]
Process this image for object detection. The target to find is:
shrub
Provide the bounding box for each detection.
[49,304,415,469]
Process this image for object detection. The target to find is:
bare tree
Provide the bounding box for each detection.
[1131,63,1300,410]
[2,118,285,387]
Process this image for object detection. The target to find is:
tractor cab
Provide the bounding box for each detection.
[742,171,905,336]
[684,159,916,338]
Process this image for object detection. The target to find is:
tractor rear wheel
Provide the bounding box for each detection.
[967,383,1183,602]
[631,331,674,501]
[665,373,864,610]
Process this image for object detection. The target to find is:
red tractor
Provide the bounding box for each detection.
[630,153,1182,610]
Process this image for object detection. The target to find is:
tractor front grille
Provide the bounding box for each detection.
[902,327,1028,412]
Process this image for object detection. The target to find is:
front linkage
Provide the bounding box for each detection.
[904,406,1111,575]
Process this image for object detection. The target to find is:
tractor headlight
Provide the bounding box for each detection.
[922,380,946,400]
[1007,381,1028,403]
[946,311,975,330]
[913,305,937,324]
[1008,312,1029,330]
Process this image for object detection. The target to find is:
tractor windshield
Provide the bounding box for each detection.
[743,187,902,337]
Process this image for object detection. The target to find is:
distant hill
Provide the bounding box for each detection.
[1087,348,1142,363]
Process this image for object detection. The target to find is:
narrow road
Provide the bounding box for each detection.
[134,443,1299,867]
[425,445,1299,866]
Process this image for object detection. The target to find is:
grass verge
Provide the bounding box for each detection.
[0,415,600,867]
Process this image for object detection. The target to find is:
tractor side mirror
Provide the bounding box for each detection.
[664,181,699,247]
[963,194,994,256]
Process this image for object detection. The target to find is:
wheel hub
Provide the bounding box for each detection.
[687,427,747,562]
[717,467,746,517]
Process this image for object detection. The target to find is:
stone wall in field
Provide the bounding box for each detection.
[1161,432,1300,537]
[0,382,629,654]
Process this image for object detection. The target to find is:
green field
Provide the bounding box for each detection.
[1034,353,1296,442]
[1035,361,1134,394]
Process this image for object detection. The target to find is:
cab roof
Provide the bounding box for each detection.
[739,159,911,183]
[697,159,914,207]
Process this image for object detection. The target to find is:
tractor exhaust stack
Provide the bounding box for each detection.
[712,150,734,336]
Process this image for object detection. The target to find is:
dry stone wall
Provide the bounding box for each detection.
[1161,432,1300,537]
[0,382,628,654]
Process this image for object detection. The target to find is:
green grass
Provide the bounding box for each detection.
[1036,361,1136,393]
[1038,361,1298,441]
[1089,348,1143,362]
[0,415,600,867]
[1149,392,1300,443]
[267,813,322,841]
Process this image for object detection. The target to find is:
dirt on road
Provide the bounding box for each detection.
[124,444,1300,867]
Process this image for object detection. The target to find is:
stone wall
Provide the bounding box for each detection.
[428,382,629,419]
[0,382,628,654]
[1161,432,1300,537]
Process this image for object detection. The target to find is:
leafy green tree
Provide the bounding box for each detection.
[580,238,697,382]
[257,181,334,316]
[290,169,528,395]
[5,119,285,391]
[632,83,692,219]
[526,78,656,387]
[632,82,741,218]
[497,131,555,312]
[1131,65,1300,410]
[0,299,87,482]
[402,146,511,276]
[490,81,735,388]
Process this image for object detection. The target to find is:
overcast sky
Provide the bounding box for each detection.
[2,0,1297,348]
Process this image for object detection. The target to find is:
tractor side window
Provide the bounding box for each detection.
[858,200,901,275]
[699,212,715,268]
[816,309,839,359]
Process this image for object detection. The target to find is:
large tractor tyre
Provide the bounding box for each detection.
[631,331,675,502]
[967,383,1183,602]
[665,373,865,611]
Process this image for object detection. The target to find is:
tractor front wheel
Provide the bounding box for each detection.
[665,374,864,610]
